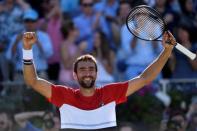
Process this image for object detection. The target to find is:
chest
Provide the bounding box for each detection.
[71,91,104,110]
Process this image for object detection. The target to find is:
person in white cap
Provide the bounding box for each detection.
[21,31,176,130]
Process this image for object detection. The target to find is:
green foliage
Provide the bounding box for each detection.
[117,92,164,124]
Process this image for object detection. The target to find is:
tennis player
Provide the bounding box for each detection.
[22,31,176,130]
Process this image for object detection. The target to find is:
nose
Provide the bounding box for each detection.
[83,72,91,77]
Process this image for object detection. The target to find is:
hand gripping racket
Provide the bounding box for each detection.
[126,5,196,60]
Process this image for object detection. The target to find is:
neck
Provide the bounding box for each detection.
[80,87,95,97]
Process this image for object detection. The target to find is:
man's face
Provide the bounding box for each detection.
[24,19,37,31]
[75,61,97,89]
[81,0,94,15]
[171,115,186,131]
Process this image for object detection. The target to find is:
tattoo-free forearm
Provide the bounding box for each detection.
[22,32,52,98]
[23,63,38,86]
[140,48,172,83]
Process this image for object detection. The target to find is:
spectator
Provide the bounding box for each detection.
[153,0,178,31]
[73,0,111,53]
[14,111,60,131]
[92,30,115,86]
[166,110,188,131]
[39,0,64,81]
[116,21,163,81]
[0,109,15,131]
[179,0,197,42]
[0,0,30,81]
[94,0,119,20]
[152,0,179,77]
[110,1,131,50]
[6,8,53,81]
[167,0,182,14]
[0,0,30,38]
[169,24,197,79]
[93,0,119,50]
[58,20,83,86]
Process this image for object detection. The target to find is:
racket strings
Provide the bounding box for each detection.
[127,7,165,40]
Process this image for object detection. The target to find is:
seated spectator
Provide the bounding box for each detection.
[0,109,15,131]
[14,111,60,131]
[6,8,53,81]
[166,109,188,131]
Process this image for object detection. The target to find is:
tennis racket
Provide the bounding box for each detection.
[126,5,196,60]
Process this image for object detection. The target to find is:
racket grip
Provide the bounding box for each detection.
[175,43,196,60]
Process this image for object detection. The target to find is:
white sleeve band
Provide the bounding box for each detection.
[22,49,33,60]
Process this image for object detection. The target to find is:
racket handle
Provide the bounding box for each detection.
[175,43,196,60]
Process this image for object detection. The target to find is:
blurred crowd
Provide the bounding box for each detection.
[0,0,196,84]
[0,0,197,130]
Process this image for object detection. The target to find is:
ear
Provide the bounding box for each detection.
[73,72,78,81]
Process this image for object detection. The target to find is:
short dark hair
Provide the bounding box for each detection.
[61,20,75,39]
[79,0,94,5]
[73,54,97,73]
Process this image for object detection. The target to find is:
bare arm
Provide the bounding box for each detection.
[126,31,176,96]
[23,32,52,98]
[14,111,44,128]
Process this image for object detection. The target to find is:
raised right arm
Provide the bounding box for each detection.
[23,32,52,98]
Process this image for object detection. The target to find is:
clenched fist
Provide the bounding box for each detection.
[162,31,176,50]
[23,32,37,50]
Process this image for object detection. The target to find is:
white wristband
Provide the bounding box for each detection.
[22,49,33,60]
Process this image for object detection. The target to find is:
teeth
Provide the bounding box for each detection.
[84,77,91,81]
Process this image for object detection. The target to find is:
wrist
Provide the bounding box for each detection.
[23,44,33,50]
[22,48,33,60]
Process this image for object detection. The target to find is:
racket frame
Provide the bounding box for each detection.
[126,5,196,60]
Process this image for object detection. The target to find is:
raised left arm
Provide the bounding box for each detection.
[126,31,176,96]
